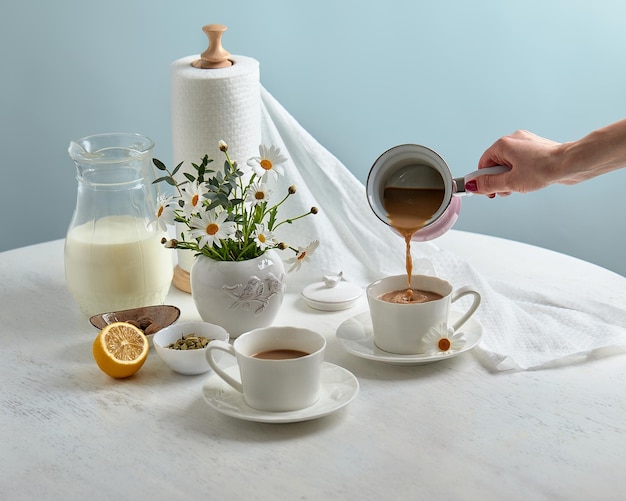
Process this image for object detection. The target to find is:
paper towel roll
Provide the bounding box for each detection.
[171,54,262,276]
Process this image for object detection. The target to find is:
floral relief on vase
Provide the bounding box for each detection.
[222,271,286,315]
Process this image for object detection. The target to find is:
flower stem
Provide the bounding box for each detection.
[273,210,313,229]
[264,192,291,218]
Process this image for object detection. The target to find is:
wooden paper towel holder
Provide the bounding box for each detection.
[192,24,234,69]
[172,265,191,294]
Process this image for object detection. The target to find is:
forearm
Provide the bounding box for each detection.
[558,118,626,184]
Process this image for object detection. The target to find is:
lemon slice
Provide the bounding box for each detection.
[92,322,149,378]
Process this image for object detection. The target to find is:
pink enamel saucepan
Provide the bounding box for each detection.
[366,144,510,241]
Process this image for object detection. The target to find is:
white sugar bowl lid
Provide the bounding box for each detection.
[301,273,363,311]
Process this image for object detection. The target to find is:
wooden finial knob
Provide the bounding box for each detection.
[192,24,233,69]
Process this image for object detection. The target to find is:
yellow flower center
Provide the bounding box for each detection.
[260,159,273,171]
[192,194,199,206]
[206,223,219,236]
[157,206,164,217]
[297,252,306,261]
[258,234,266,243]
[255,191,265,200]
[438,338,451,351]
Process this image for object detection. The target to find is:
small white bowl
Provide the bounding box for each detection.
[153,321,230,375]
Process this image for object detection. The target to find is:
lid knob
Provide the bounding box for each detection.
[192,24,233,69]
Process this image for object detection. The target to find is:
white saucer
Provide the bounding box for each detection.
[202,362,359,423]
[336,310,483,365]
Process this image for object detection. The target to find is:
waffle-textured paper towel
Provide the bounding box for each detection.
[171,54,262,272]
[258,85,626,371]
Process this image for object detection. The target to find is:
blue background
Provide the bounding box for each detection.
[1,0,624,275]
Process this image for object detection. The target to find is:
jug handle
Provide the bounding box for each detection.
[453,165,511,196]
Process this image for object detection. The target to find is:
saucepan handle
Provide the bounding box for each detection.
[453,165,511,196]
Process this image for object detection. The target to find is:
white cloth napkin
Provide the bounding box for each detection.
[257,86,626,371]
[424,245,626,370]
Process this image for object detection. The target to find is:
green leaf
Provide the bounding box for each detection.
[198,157,207,178]
[216,194,231,206]
[206,200,221,211]
[152,158,168,171]
[171,161,184,176]
[267,207,278,230]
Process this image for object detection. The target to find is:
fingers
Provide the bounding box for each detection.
[479,173,505,194]
[465,173,510,195]
[488,192,511,199]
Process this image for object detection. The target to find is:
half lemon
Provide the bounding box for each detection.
[92,322,149,378]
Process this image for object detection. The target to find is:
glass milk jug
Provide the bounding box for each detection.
[64,133,173,316]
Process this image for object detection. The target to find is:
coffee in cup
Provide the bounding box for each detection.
[367,274,481,355]
[378,287,443,304]
[205,326,326,412]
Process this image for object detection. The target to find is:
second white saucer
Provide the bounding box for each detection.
[202,362,359,423]
[336,310,483,365]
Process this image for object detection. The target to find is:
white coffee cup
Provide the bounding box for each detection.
[366,274,481,355]
[205,326,326,412]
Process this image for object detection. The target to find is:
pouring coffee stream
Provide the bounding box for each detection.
[382,180,445,289]
[366,144,510,294]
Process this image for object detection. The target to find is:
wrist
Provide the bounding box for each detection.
[559,120,626,184]
[555,140,582,184]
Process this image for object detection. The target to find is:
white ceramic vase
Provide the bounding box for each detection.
[190,250,286,338]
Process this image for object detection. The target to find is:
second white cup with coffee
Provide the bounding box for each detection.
[205,326,326,412]
[366,274,481,355]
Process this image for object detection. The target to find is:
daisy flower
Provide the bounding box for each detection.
[155,194,177,232]
[285,240,319,272]
[421,323,467,355]
[180,182,206,217]
[245,182,272,207]
[247,144,287,182]
[151,142,318,263]
[188,209,236,249]
[252,224,275,251]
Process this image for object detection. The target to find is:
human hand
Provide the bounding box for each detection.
[466,130,565,196]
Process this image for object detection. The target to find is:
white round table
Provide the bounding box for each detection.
[1,231,625,500]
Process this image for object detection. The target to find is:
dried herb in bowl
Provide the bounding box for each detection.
[166,334,211,350]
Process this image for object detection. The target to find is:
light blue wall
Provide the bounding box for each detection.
[1,0,624,275]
